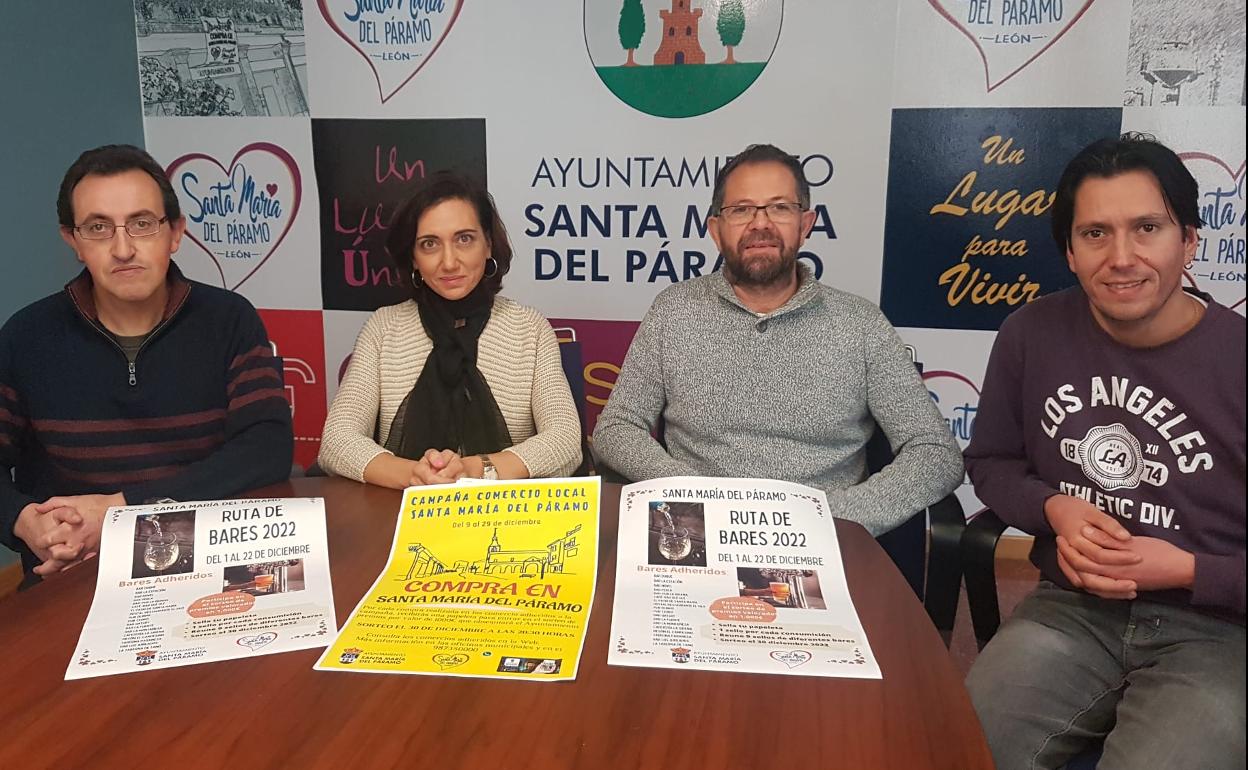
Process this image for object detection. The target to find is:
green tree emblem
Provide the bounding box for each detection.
[717,0,746,64]
[590,0,781,118]
[618,0,646,67]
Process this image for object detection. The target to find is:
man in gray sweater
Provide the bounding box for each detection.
[593,144,962,535]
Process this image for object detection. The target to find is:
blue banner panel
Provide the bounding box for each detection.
[881,107,1123,331]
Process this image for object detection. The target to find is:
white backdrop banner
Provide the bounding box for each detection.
[128,0,1245,501]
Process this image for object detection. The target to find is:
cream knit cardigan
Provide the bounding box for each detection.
[318,297,582,480]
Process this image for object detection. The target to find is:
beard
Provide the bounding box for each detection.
[722,230,798,288]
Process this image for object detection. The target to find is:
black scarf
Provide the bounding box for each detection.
[384,282,512,460]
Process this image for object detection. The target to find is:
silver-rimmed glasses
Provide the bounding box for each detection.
[73,216,169,240]
[717,202,804,225]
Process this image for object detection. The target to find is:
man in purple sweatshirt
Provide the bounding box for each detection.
[965,133,1244,769]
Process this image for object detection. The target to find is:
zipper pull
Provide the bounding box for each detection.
[128,362,137,386]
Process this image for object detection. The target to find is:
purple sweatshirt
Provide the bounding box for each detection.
[966,287,1245,623]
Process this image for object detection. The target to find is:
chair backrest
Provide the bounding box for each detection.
[865,426,927,599]
[554,328,592,475]
[870,351,947,602]
[553,328,588,437]
[271,352,312,478]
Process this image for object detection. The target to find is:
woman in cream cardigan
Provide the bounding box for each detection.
[318,173,582,488]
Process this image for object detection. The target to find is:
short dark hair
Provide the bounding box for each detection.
[57,144,181,228]
[1051,132,1201,255]
[385,171,512,297]
[711,144,811,213]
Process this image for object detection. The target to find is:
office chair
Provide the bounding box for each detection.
[864,425,965,644]
[554,327,594,476]
[961,508,1103,770]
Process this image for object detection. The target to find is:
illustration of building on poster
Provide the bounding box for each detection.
[316,477,600,680]
[66,498,336,680]
[608,477,880,679]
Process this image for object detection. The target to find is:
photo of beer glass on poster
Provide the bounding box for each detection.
[736,567,827,610]
[222,560,306,597]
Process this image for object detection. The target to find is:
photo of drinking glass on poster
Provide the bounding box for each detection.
[646,501,707,567]
[130,510,196,579]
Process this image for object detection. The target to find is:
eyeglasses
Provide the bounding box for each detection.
[717,202,804,225]
[73,216,168,241]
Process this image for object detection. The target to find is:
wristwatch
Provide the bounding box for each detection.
[478,454,498,481]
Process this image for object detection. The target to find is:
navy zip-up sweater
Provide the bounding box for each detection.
[0,264,293,570]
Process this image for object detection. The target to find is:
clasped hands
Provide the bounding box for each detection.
[1044,494,1195,600]
[13,492,126,576]
[406,449,489,487]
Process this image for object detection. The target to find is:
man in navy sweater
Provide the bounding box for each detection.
[0,145,293,577]
[965,134,1244,768]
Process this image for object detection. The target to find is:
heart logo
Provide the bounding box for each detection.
[166,143,302,291]
[926,1,1096,91]
[769,649,812,669]
[237,632,278,651]
[432,653,469,671]
[1179,152,1246,314]
[922,370,982,450]
[318,0,464,104]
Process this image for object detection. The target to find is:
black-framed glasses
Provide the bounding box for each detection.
[73,216,168,241]
[717,202,804,225]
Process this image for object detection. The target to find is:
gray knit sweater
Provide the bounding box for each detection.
[592,269,963,535]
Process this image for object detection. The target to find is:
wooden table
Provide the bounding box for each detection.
[0,478,991,769]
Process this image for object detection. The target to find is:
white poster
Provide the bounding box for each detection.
[66,498,335,680]
[608,477,880,679]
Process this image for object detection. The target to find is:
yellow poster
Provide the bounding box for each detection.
[316,477,600,680]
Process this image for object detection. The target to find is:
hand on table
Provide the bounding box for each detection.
[28,493,126,574]
[13,503,86,574]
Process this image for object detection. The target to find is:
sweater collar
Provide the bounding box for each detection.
[65,261,192,325]
[708,263,821,318]
[1074,284,1221,351]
